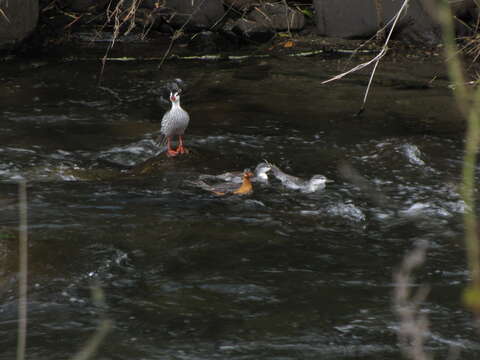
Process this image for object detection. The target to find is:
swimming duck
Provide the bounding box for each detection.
[157,90,190,157]
[269,163,332,193]
[199,162,271,184]
[189,169,254,196]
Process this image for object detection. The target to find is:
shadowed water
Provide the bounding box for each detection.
[0,56,477,359]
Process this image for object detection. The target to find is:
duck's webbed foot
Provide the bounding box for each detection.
[176,135,189,155]
[176,145,189,155]
[166,137,178,157]
[167,149,178,157]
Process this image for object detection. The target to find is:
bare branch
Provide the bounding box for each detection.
[321,0,409,113]
[393,241,432,360]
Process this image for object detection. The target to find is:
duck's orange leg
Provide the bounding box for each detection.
[166,137,178,157]
[176,135,189,155]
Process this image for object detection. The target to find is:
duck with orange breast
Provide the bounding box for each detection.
[188,169,255,196]
[158,90,190,157]
[199,162,272,184]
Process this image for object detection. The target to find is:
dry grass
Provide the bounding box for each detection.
[97,0,144,85]
[393,241,432,360]
[435,0,480,317]
[454,5,480,70]
[13,182,112,360]
[16,181,27,360]
[97,0,212,79]
[391,2,480,359]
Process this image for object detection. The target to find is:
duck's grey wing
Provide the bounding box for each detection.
[186,179,236,194]
[269,164,280,176]
[155,106,171,145]
[185,180,215,192]
[208,182,237,194]
[199,172,243,183]
[270,164,305,189]
[270,165,295,182]
[156,133,167,146]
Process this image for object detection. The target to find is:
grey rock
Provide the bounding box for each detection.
[248,2,305,31]
[234,2,305,36]
[188,30,228,52]
[222,0,259,11]
[0,0,39,48]
[234,17,271,35]
[164,0,224,29]
[313,0,475,44]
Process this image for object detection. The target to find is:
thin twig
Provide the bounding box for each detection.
[41,0,57,12]
[70,285,112,360]
[393,240,432,360]
[157,0,208,69]
[341,9,401,63]
[322,0,409,114]
[283,0,292,37]
[0,7,10,23]
[64,14,83,30]
[374,0,385,42]
[209,0,236,31]
[437,1,480,319]
[17,180,28,360]
[98,0,143,86]
[71,319,113,360]
[437,0,470,115]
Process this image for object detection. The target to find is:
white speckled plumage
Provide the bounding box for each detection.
[159,92,190,145]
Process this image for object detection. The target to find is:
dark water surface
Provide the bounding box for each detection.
[0,55,477,359]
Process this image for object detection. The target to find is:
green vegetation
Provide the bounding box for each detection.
[438,0,480,314]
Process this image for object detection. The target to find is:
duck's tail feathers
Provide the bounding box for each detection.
[185,180,214,192]
[156,134,168,146]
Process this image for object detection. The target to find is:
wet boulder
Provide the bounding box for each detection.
[313,0,448,44]
[234,2,305,36]
[163,0,224,29]
[0,0,39,48]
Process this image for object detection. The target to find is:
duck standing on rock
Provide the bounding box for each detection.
[269,163,332,193]
[158,90,190,157]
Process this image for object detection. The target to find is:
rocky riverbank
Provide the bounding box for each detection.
[1,0,478,59]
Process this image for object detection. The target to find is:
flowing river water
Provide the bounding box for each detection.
[0,54,477,359]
